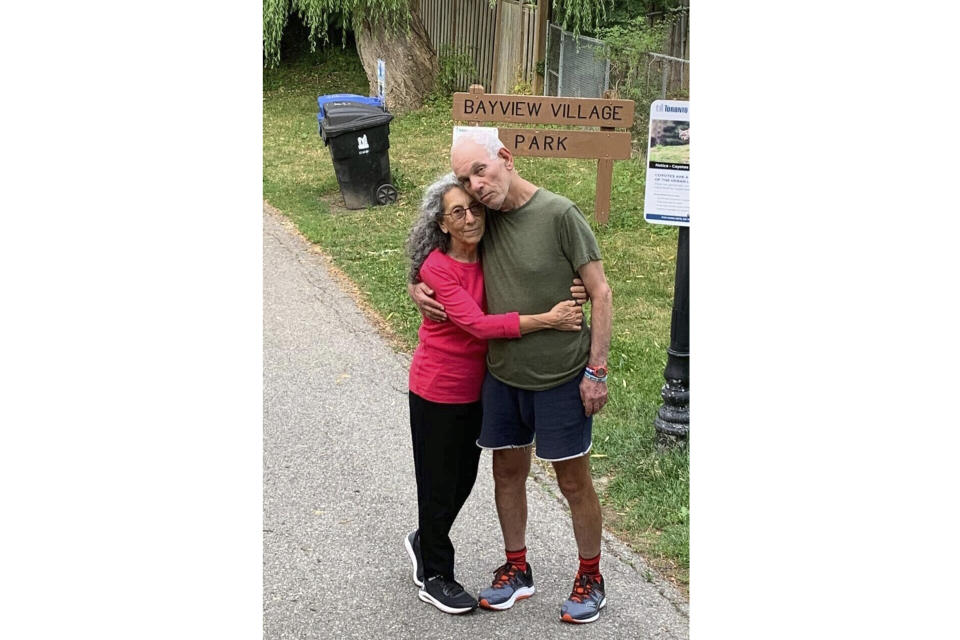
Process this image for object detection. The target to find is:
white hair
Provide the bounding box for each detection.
[451,126,504,161]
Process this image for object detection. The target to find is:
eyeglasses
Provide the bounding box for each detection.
[444,202,485,221]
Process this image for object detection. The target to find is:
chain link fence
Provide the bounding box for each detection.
[619,52,688,156]
[543,23,610,98]
[541,19,689,158]
[645,52,689,101]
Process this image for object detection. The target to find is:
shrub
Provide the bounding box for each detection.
[599,15,674,145]
[429,45,476,100]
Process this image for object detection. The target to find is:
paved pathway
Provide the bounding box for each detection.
[263,207,689,639]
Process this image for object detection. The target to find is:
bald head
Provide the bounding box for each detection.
[451,126,504,162]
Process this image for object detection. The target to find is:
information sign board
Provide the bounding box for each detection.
[643,100,689,226]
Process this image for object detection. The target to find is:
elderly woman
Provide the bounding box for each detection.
[403,173,584,615]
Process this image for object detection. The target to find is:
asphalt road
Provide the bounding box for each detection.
[263,207,689,639]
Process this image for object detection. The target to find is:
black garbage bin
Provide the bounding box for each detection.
[319,101,398,210]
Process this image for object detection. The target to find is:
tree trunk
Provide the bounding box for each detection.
[355,1,438,114]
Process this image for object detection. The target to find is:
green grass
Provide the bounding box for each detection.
[264,48,689,587]
[649,144,690,164]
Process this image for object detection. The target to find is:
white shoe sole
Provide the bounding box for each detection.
[403,533,423,588]
[418,589,477,614]
[560,596,607,624]
[478,585,536,610]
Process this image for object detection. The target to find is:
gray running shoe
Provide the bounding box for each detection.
[404,530,424,587]
[477,562,535,610]
[560,573,606,624]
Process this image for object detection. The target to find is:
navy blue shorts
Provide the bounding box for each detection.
[478,371,593,461]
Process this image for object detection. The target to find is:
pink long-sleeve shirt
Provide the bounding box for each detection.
[408,249,521,403]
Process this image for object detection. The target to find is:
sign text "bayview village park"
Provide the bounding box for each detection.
[461,98,627,124]
[453,92,635,128]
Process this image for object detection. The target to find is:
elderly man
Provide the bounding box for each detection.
[409,127,613,624]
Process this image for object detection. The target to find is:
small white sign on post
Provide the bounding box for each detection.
[643,100,689,226]
[376,59,386,105]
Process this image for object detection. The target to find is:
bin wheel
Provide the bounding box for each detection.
[376,183,398,205]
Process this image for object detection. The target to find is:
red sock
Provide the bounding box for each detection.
[578,552,601,577]
[506,547,527,572]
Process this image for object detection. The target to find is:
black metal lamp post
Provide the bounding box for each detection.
[654,226,689,444]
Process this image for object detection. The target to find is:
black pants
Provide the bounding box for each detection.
[408,391,483,580]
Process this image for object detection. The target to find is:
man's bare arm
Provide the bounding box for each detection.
[577,260,613,417]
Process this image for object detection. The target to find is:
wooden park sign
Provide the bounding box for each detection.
[453,85,635,223]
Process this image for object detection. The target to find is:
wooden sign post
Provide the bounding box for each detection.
[453,85,635,223]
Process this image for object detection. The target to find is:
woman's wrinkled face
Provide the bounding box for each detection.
[439,187,485,249]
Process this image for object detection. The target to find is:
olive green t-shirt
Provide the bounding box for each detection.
[481,188,602,390]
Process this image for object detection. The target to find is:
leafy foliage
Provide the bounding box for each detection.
[511,72,534,96]
[551,0,686,38]
[263,0,414,68]
[550,0,610,39]
[428,45,476,100]
[599,10,684,142]
[606,0,685,24]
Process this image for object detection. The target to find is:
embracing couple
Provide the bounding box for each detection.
[404,126,613,624]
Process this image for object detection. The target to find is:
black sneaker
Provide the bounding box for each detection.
[560,573,607,624]
[403,530,424,587]
[477,562,535,610]
[418,575,478,614]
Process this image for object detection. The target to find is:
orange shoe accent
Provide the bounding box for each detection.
[479,599,491,609]
[517,594,531,600]
[562,613,575,622]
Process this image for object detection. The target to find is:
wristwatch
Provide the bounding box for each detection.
[585,364,607,384]
[587,364,607,378]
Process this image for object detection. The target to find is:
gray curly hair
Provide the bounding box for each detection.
[405,172,463,284]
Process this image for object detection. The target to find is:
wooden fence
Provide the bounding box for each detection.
[418,0,543,93]
[491,0,542,93]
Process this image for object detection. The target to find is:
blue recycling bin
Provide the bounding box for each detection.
[317,94,397,209]
[317,94,384,132]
